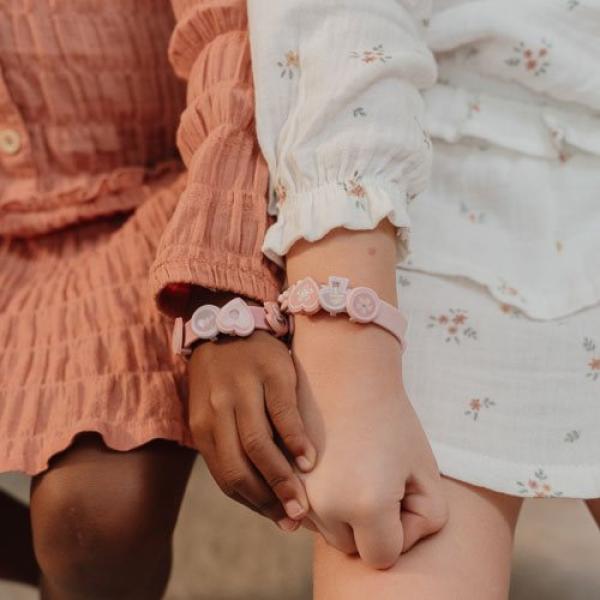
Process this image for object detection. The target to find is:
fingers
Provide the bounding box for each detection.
[352,504,404,570]
[401,478,449,553]
[308,511,357,555]
[211,406,287,523]
[264,372,317,473]
[235,389,311,522]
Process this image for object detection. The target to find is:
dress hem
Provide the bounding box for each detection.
[432,440,600,500]
[0,419,195,477]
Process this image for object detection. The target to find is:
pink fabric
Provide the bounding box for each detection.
[0,0,281,474]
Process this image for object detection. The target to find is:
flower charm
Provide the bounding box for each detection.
[287,277,321,314]
[347,287,380,323]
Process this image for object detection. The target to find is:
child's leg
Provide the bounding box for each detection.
[0,491,39,585]
[30,433,195,600]
[586,500,600,528]
[313,477,523,600]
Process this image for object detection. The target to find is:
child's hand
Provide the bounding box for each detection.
[188,329,317,531]
[293,316,448,569]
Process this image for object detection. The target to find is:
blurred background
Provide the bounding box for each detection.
[1,460,599,600]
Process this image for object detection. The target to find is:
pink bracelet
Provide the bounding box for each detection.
[279,276,408,349]
[172,298,289,357]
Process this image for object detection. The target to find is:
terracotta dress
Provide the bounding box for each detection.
[0,0,282,475]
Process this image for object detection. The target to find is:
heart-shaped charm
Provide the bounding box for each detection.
[287,277,320,314]
[318,276,350,315]
[191,305,220,340]
[216,298,255,337]
[264,301,289,336]
[346,287,380,323]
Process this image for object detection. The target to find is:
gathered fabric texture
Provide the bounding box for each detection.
[0,0,281,474]
[248,0,600,320]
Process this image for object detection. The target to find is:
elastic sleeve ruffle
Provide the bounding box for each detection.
[247,0,437,264]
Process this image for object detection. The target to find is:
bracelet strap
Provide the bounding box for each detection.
[172,298,289,357]
[279,276,408,350]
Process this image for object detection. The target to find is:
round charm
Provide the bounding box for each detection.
[346,287,380,323]
[287,277,320,314]
[191,305,220,340]
[216,298,255,337]
[264,302,289,336]
[318,276,350,315]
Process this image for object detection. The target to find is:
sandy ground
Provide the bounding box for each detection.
[1,462,598,600]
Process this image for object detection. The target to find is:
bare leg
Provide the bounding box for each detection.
[0,490,39,586]
[314,477,523,600]
[30,433,195,600]
[585,499,600,528]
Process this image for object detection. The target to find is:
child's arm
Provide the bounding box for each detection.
[247,0,446,566]
[288,225,447,568]
[149,1,316,530]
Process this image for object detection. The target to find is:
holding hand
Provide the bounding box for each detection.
[188,327,317,532]
[287,224,448,569]
[294,317,448,569]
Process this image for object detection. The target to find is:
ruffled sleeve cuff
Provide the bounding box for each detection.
[262,179,412,266]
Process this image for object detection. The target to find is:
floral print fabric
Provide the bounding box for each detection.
[247,0,600,496]
[248,0,600,319]
[400,269,600,498]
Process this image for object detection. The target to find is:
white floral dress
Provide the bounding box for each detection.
[248,0,600,498]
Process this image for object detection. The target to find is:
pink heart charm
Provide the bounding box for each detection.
[318,276,350,315]
[216,298,255,337]
[346,287,380,323]
[287,277,320,314]
[190,305,220,340]
[264,302,289,337]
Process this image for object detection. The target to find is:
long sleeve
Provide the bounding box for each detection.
[247,0,437,264]
[150,0,283,315]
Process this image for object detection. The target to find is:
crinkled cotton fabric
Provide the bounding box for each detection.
[249,0,600,320]
[399,267,600,499]
[0,0,281,475]
[248,0,600,497]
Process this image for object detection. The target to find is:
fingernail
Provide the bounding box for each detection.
[295,454,313,471]
[284,500,305,520]
[277,518,299,532]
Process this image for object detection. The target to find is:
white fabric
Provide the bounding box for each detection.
[248,0,600,498]
[399,267,600,499]
[248,0,600,320]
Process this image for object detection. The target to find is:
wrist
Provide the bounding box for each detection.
[286,223,398,306]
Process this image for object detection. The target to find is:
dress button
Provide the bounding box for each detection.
[0,128,22,155]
